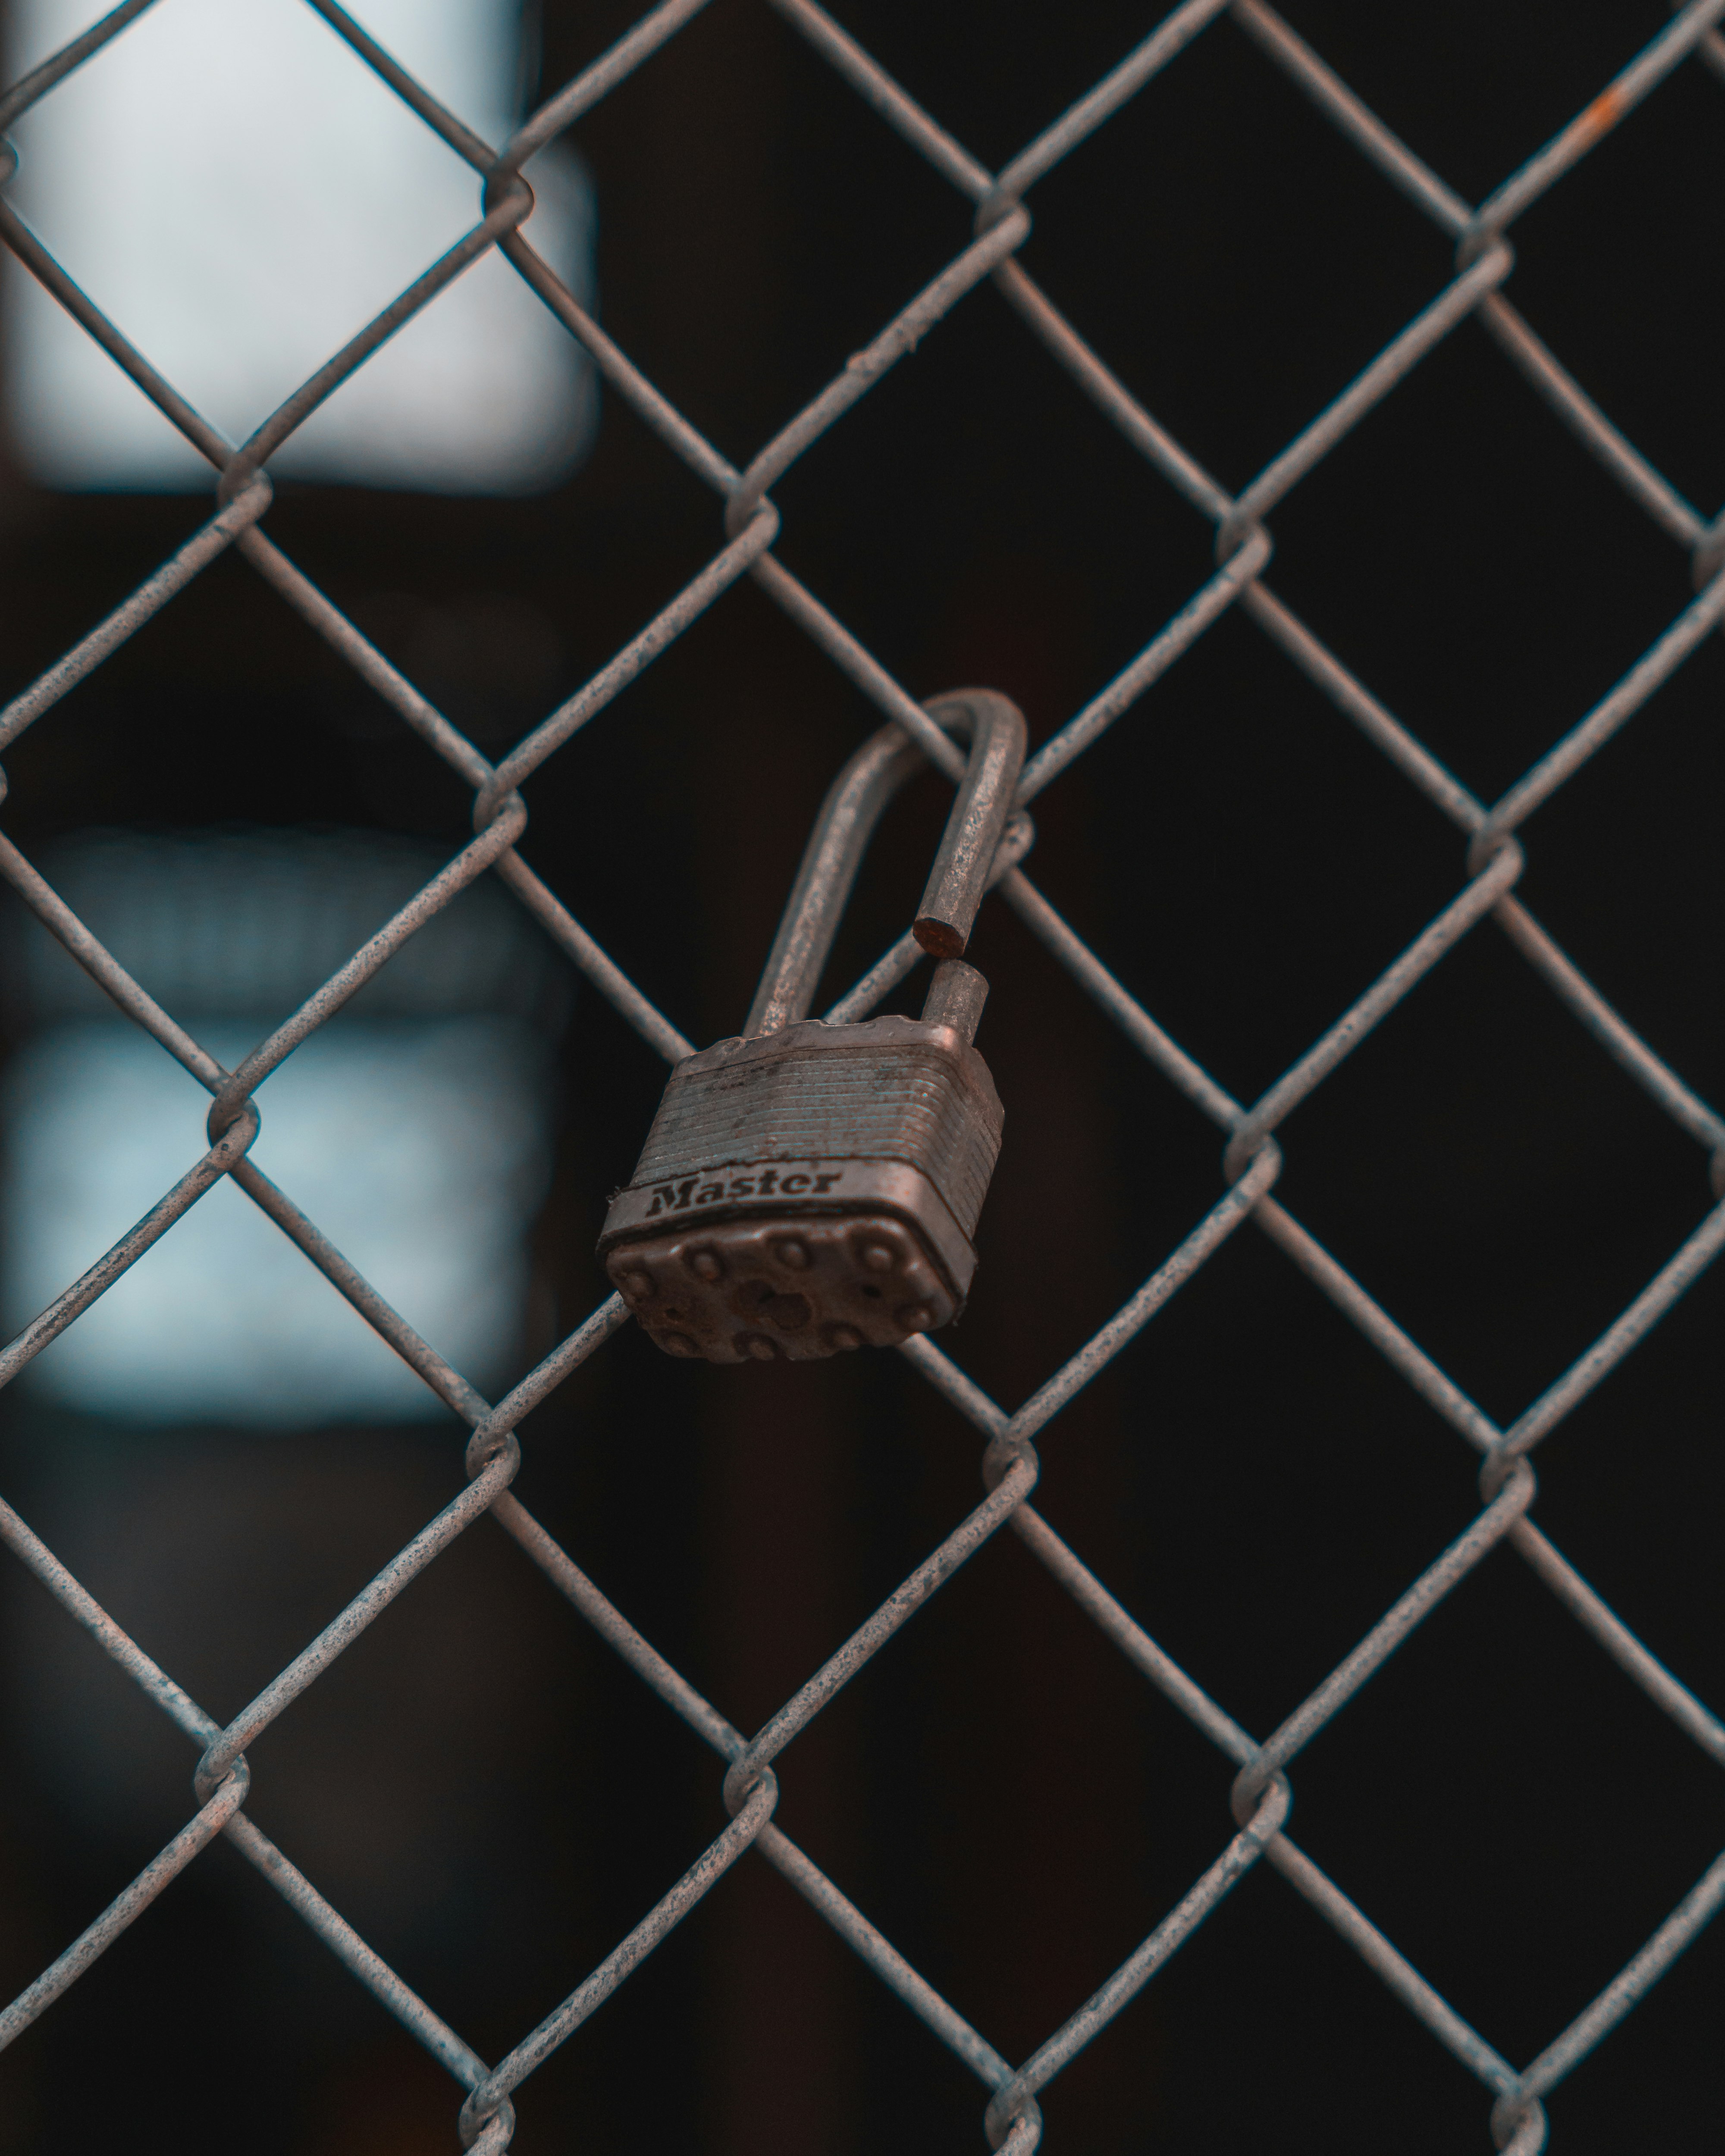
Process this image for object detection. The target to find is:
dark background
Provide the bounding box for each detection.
[0,0,1722,2149]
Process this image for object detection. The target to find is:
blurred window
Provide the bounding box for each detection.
[1,831,566,1424]
[3,0,596,491]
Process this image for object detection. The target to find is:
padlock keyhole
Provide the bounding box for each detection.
[742,1279,813,1333]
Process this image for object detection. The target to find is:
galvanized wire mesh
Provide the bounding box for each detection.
[1,0,1724,2147]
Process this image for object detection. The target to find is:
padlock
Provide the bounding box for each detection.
[599,689,1026,1362]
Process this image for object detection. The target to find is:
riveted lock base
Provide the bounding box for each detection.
[606,1199,961,1362]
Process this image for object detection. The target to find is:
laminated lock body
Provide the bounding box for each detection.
[600,1015,1003,1362]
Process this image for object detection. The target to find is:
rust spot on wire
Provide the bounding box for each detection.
[1578,81,1627,142]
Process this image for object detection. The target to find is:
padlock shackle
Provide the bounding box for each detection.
[746,689,1026,1037]
[913,690,1027,961]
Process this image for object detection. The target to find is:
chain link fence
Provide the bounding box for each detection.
[0,0,1723,2147]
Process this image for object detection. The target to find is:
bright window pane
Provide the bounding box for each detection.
[2,1016,552,1424]
[4,0,596,491]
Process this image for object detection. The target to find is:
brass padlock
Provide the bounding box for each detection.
[599,690,1026,1362]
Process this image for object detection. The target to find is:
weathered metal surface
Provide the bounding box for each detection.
[609,1207,963,1362]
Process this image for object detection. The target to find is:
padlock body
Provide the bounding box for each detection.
[599,1015,1002,1362]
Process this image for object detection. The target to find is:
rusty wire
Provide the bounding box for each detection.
[1,0,1724,2148]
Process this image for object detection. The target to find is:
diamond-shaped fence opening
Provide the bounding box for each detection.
[0,0,1722,2150]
